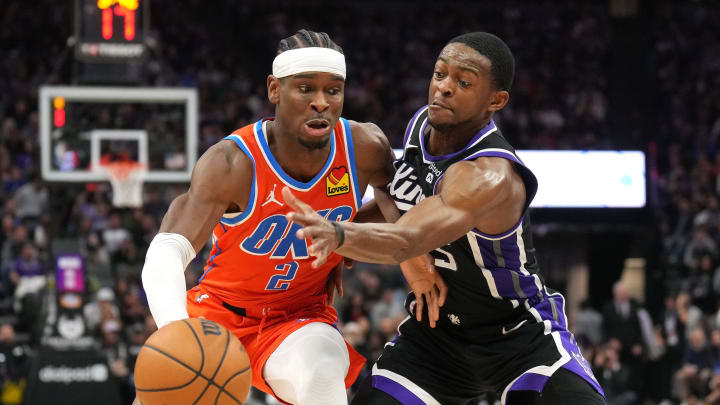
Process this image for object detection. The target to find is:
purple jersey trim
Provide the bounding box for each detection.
[471,216,524,239]
[372,375,428,405]
[507,372,550,392]
[420,118,496,162]
[403,106,430,148]
[464,149,523,166]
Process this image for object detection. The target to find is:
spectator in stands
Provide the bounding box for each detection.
[10,243,45,314]
[684,226,718,272]
[100,319,131,403]
[125,322,145,379]
[593,343,636,405]
[102,213,131,255]
[120,287,147,326]
[83,287,121,334]
[677,292,704,340]
[656,292,687,398]
[675,328,715,402]
[574,300,604,346]
[0,225,27,264]
[684,253,717,313]
[0,215,14,252]
[0,322,27,405]
[369,289,404,328]
[10,172,47,222]
[603,281,646,394]
[603,282,644,359]
[341,293,369,324]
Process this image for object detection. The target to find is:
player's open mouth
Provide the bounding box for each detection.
[304,119,331,137]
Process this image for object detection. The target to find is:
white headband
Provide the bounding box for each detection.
[272,47,346,79]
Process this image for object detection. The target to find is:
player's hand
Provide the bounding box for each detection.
[401,254,448,328]
[282,187,339,267]
[326,260,345,303]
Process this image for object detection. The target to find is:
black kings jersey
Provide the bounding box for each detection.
[390,105,541,329]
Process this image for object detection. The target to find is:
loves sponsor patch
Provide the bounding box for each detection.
[326,166,350,196]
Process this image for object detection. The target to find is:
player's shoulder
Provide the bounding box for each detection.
[346,120,391,160]
[191,135,253,192]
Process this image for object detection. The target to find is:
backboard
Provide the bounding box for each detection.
[39,86,198,182]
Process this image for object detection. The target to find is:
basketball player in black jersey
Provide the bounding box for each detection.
[284,32,605,405]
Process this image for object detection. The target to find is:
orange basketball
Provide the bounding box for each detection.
[134,318,251,405]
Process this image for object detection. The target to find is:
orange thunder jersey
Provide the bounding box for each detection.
[198,117,363,309]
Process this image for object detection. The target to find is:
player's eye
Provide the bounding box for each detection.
[459,80,471,88]
[434,71,445,79]
[299,85,311,93]
[328,87,342,95]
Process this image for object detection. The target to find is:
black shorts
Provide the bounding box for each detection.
[360,293,604,404]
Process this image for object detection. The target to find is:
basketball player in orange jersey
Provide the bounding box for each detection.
[139,30,440,405]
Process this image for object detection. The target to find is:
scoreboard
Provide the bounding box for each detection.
[74,0,148,63]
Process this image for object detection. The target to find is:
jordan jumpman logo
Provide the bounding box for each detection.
[262,184,284,207]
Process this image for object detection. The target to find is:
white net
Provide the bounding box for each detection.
[99,162,147,208]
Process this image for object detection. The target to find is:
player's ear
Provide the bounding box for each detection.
[488,90,509,112]
[267,75,281,105]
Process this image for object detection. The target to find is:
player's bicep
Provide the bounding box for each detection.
[352,121,395,188]
[439,158,524,234]
[159,142,251,251]
[439,160,512,221]
[159,192,227,252]
[368,125,396,188]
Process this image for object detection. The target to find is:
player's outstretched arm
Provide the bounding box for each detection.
[284,156,526,265]
[142,141,251,328]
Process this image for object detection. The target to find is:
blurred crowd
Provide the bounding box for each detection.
[1,0,719,404]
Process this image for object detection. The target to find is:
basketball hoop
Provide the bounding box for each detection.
[99,161,147,208]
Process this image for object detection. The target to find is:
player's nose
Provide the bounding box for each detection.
[310,92,330,112]
[435,77,453,97]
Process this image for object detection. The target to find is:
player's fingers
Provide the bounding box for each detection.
[415,294,424,322]
[437,274,448,307]
[287,212,319,227]
[427,289,438,328]
[282,186,315,215]
[297,225,325,241]
[313,253,329,268]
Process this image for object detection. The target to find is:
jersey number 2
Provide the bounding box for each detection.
[265,261,298,291]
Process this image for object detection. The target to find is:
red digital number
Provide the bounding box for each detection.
[99,1,137,41]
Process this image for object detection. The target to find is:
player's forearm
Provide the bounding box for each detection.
[335,222,420,264]
[334,196,474,264]
[142,233,196,328]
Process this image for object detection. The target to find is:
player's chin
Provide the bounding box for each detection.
[297,133,330,150]
[427,107,454,124]
[427,116,455,132]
